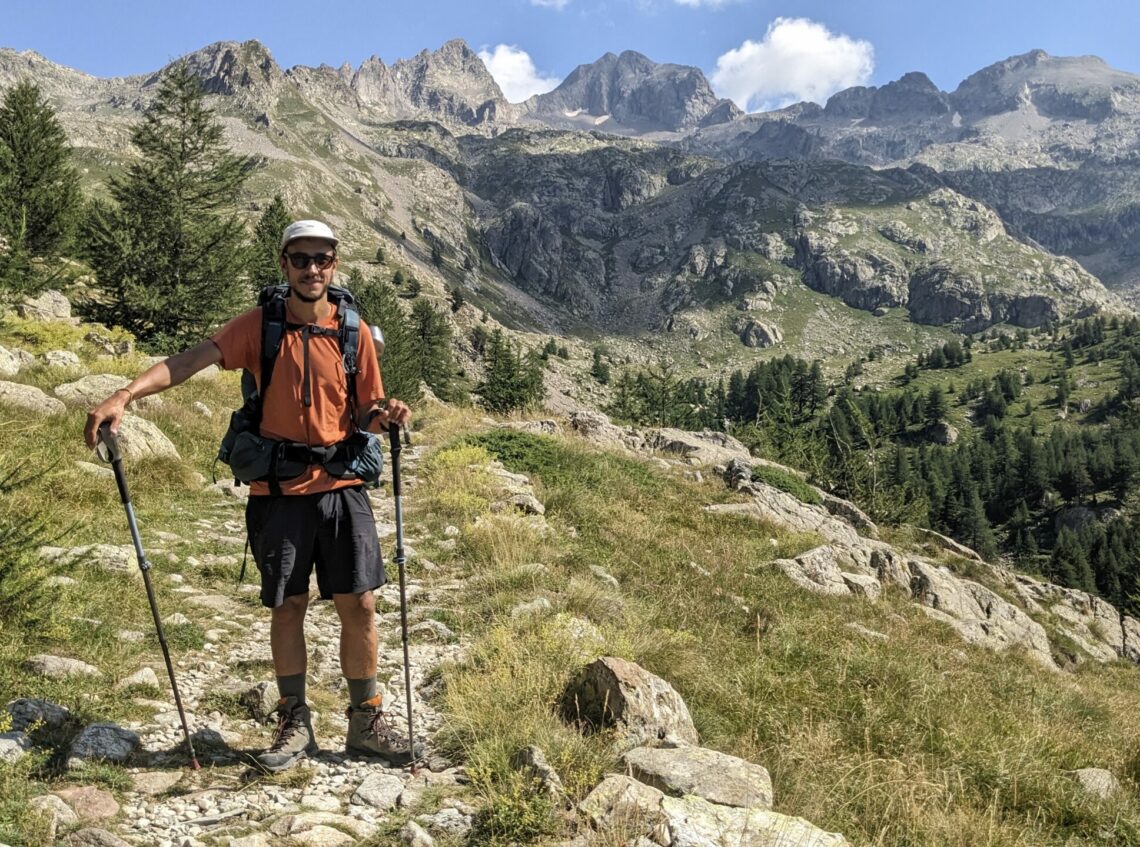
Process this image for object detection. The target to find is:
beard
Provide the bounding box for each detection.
[293,288,322,303]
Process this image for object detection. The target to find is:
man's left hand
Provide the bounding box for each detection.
[366,399,411,431]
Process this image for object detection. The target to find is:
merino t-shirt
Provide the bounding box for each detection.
[211,302,384,496]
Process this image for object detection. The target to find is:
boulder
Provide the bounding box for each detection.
[67,723,140,768]
[1013,576,1123,662]
[736,319,783,348]
[65,829,132,847]
[241,681,276,723]
[53,374,162,410]
[570,409,645,453]
[352,772,406,809]
[27,654,100,679]
[7,697,70,731]
[42,350,81,368]
[52,786,120,820]
[0,345,21,377]
[0,732,30,762]
[117,667,159,689]
[112,414,180,460]
[40,544,136,574]
[269,812,377,841]
[926,421,959,445]
[646,429,752,467]
[0,380,66,415]
[621,745,773,809]
[28,794,78,841]
[560,656,698,750]
[1068,768,1120,800]
[511,745,567,804]
[909,560,1054,667]
[16,289,71,321]
[659,794,850,847]
[399,820,435,847]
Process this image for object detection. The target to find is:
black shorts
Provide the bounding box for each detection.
[245,486,386,608]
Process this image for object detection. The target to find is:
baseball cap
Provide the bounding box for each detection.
[280,220,339,251]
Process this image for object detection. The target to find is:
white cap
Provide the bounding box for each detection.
[280,220,338,251]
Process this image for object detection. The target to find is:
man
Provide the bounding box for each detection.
[84,220,417,772]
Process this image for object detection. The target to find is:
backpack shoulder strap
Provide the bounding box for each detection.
[256,285,290,423]
[329,286,361,415]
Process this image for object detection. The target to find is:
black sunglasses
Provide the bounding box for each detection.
[284,251,336,270]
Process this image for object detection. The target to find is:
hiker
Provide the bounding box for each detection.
[84,219,417,772]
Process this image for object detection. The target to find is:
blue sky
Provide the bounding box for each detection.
[6,0,1139,111]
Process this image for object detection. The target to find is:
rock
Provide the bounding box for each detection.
[569,409,645,453]
[67,723,140,768]
[7,697,70,730]
[75,460,114,479]
[29,793,79,841]
[117,667,159,689]
[510,597,553,619]
[290,826,355,847]
[416,807,471,838]
[910,527,984,563]
[0,732,30,762]
[227,835,272,847]
[0,345,21,376]
[494,493,545,515]
[926,420,959,445]
[1013,576,1123,662]
[1068,768,1120,800]
[0,380,66,415]
[560,656,698,750]
[660,794,850,847]
[352,772,405,809]
[909,560,1054,667]
[772,545,863,597]
[409,619,455,642]
[579,774,667,834]
[131,770,183,795]
[40,544,136,573]
[589,565,620,588]
[399,820,435,847]
[647,428,752,467]
[817,491,878,537]
[511,745,567,804]
[53,786,120,819]
[736,319,783,348]
[42,349,81,368]
[241,681,276,723]
[53,374,162,410]
[193,401,212,417]
[842,572,883,600]
[27,654,100,679]
[112,414,180,460]
[621,745,773,809]
[65,828,132,847]
[269,812,376,841]
[17,289,71,321]
[505,419,560,435]
[845,622,890,642]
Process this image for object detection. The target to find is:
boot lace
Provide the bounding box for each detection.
[268,708,301,753]
[363,708,407,749]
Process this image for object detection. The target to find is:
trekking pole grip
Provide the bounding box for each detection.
[97,422,122,462]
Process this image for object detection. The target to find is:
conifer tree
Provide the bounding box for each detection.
[83,63,251,350]
[0,80,81,257]
[345,267,420,404]
[479,329,544,413]
[249,195,290,295]
[408,298,456,400]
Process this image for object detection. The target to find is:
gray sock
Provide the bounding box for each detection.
[277,672,306,705]
[346,676,378,709]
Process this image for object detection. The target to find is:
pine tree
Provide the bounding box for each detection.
[591,348,611,385]
[344,267,420,404]
[449,286,464,313]
[0,80,81,257]
[249,195,290,295]
[82,63,250,350]
[408,298,456,400]
[479,329,544,413]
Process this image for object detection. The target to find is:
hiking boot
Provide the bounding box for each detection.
[345,696,424,763]
[256,696,318,773]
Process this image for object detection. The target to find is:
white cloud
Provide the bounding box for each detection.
[478,44,562,103]
[710,17,874,112]
[530,0,570,8]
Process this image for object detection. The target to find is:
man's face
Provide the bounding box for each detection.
[280,237,338,304]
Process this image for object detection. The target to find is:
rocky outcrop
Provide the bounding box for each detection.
[621,746,773,809]
[735,319,782,348]
[390,39,512,128]
[0,380,66,415]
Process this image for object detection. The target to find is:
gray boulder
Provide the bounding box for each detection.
[65,829,132,847]
[28,794,78,842]
[621,745,773,809]
[736,319,783,348]
[42,349,81,368]
[7,697,70,731]
[0,732,31,762]
[352,772,406,809]
[16,289,71,321]
[54,374,162,410]
[0,345,21,377]
[0,380,66,415]
[112,414,180,460]
[511,745,567,804]
[27,655,100,679]
[1068,768,1120,800]
[560,656,698,750]
[67,722,140,768]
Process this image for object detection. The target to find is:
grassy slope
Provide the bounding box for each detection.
[3,317,1140,846]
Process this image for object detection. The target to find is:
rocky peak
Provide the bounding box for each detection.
[950,49,1140,120]
[351,55,400,110]
[868,72,950,122]
[174,40,284,97]
[389,39,511,127]
[527,49,738,132]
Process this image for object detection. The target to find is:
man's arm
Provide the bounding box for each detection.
[84,339,224,448]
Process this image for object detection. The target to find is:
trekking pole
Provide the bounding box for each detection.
[97,423,200,771]
[370,326,420,772]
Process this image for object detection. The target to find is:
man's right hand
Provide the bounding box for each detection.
[84,389,132,449]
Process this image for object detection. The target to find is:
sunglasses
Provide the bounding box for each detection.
[284,251,336,270]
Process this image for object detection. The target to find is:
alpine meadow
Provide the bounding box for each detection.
[6,17,1140,847]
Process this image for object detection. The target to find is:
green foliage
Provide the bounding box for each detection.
[81,63,252,352]
[0,80,81,258]
[345,266,421,405]
[468,770,558,846]
[248,195,290,296]
[449,286,464,313]
[590,347,610,385]
[478,329,544,414]
[752,465,822,505]
[0,463,67,634]
[409,298,459,401]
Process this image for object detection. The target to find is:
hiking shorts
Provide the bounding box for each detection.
[245,486,386,608]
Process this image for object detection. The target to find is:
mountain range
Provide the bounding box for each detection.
[2,38,1137,359]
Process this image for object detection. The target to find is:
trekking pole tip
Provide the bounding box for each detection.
[190,757,201,770]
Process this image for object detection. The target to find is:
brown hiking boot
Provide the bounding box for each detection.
[256,696,318,773]
[345,696,424,764]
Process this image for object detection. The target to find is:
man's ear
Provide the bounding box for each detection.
[278,253,288,273]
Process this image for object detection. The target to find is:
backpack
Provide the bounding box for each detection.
[216,284,382,494]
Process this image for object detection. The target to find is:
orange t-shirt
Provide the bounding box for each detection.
[211,303,385,495]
